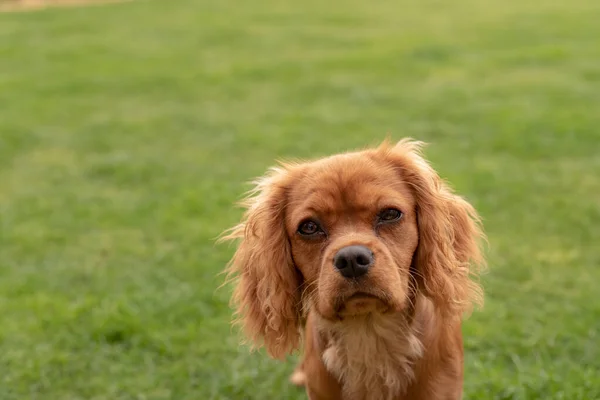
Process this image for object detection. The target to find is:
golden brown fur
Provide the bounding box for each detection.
[222,139,485,399]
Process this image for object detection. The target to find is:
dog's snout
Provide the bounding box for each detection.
[333,245,374,279]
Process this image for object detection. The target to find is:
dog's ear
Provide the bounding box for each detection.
[221,166,301,359]
[381,139,485,317]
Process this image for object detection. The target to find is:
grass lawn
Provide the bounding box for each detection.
[1,0,599,398]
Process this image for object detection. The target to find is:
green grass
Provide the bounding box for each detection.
[1,0,599,398]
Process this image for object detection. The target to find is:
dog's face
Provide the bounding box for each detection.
[222,139,484,359]
[286,153,419,320]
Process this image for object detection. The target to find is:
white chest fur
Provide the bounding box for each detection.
[318,313,424,400]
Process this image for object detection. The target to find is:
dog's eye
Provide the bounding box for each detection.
[378,208,403,223]
[297,220,322,236]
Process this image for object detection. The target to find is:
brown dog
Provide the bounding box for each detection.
[222,139,485,400]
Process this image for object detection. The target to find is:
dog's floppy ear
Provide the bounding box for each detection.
[381,139,485,317]
[221,166,301,359]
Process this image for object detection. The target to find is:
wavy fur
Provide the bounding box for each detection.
[221,139,486,399]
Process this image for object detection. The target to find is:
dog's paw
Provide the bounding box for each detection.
[289,368,306,387]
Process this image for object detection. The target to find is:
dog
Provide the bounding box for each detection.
[222,139,485,400]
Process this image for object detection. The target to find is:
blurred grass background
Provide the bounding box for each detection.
[1,0,599,399]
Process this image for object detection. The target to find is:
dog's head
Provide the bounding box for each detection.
[222,139,485,359]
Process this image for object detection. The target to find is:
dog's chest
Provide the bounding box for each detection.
[320,318,423,400]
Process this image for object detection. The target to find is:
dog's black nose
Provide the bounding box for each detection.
[333,245,374,279]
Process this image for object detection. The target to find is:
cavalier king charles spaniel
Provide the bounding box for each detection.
[222,139,485,400]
